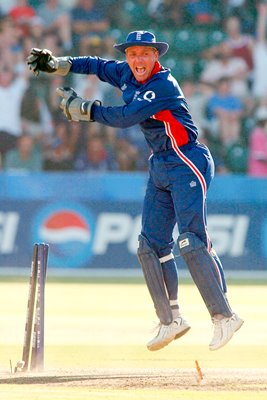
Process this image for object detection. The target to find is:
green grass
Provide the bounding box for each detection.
[0,387,266,400]
[0,279,266,399]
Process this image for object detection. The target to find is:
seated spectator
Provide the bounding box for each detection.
[248,106,267,177]
[3,134,42,172]
[206,77,244,145]
[36,0,72,51]
[74,135,115,171]
[70,0,109,54]
[200,41,249,99]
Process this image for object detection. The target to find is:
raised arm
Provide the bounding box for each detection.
[26,48,125,89]
[26,48,72,76]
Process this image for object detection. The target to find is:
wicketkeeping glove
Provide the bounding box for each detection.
[26,48,71,76]
[56,87,101,122]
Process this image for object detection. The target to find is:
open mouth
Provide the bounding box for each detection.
[135,67,146,76]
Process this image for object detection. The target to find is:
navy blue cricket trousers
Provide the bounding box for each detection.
[141,142,215,258]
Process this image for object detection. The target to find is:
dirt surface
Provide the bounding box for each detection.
[1,368,266,391]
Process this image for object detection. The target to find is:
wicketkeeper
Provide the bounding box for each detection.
[26,31,244,351]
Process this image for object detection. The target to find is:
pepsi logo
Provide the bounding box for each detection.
[40,210,91,243]
[33,202,95,268]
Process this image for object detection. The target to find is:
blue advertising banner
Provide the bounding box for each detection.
[0,172,266,270]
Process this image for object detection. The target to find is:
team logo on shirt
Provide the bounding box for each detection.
[135,90,156,102]
[143,91,156,102]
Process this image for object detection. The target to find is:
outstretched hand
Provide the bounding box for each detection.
[56,87,101,122]
[56,87,79,120]
[26,48,58,76]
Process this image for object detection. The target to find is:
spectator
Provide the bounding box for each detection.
[115,140,139,171]
[21,84,46,138]
[74,135,114,171]
[0,15,24,65]
[183,0,216,26]
[0,65,29,168]
[200,129,229,174]
[120,0,153,30]
[223,15,254,73]
[98,0,130,31]
[114,130,143,171]
[36,0,72,51]
[25,16,45,49]
[68,120,88,159]
[8,0,36,37]
[206,77,244,146]
[3,134,42,171]
[200,41,250,99]
[71,37,109,103]
[141,0,178,29]
[224,0,256,33]
[115,124,151,171]
[2,1,264,175]
[248,106,267,176]
[181,80,212,137]
[43,120,74,171]
[77,32,105,57]
[70,0,109,54]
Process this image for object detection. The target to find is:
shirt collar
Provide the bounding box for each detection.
[138,61,162,84]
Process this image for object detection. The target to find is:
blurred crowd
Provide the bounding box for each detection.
[0,0,267,176]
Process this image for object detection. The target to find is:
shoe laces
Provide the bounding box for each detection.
[211,317,223,336]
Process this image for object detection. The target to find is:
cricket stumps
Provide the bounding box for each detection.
[15,243,49,373]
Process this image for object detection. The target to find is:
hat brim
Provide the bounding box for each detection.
[113,41,169,57]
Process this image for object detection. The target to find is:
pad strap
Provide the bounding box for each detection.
[159,253,174,263]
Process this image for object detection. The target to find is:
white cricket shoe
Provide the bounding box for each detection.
[147,316,191,351]
[209,313,244,351]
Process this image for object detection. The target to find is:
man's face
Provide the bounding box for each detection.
[125,46,159,82]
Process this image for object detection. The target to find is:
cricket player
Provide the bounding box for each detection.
[27,31,243,351]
